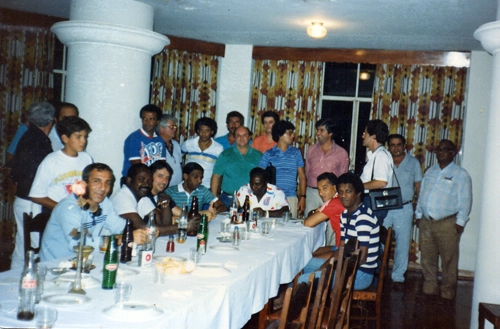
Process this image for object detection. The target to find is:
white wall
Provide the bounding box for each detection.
[215,45,253,137]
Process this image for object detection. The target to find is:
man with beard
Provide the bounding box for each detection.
[39,163,126,261]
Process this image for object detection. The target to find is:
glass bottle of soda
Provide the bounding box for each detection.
[229,190,238,218]
[242,195,250,222]
[102,235,119,289]
[120,219,134,264]
[176,204,188,243]
[187,196,201,236]
[196,214,208,255]
[147,211,157,253]
[17,250,37,320]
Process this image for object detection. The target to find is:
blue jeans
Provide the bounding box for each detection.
[353,269,374,290]
[384,203,413,282]
[219,192,233,208]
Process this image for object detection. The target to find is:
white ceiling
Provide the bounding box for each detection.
[2,0,498,51]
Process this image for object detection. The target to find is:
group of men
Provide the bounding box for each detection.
[7,101,472,302]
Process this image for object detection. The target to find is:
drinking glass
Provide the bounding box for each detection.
[35,306,57,329]
[113,282,132,304]
[262,222,271,234]
[35,264,47,304]
[189,247,201,263]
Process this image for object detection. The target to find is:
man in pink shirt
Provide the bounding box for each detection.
[305,118,349,245]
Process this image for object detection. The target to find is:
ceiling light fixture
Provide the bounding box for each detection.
[359,72,371,80]
[307,22,327,39]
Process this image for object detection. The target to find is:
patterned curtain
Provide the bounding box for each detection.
[371,63,468,265]
[150,48,219,144]
[0,25,55,204]
[371,64,467,170]
[249,59,323,155]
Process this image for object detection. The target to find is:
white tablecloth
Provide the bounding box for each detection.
[0,216,325,329]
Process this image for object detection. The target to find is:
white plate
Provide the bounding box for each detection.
[209,245,239,253]
[102,302,164,321]
[153,256,187,263]
[54,272,101,289]
[43,293,91,306]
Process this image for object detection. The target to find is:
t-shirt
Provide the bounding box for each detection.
[236,183,288,212]
[110,186,156,219]
[29,150,93,202]
[319,196,344,246]
[165,183,218,211]
[181,136,223,188]
[252,134,277,154]
[121,128,166,177]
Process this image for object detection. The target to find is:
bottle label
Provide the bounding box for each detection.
[197,233,205,239]
[22,279,37,289]
[105,263,118,271]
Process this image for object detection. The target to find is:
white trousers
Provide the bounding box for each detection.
[11,197,41,270]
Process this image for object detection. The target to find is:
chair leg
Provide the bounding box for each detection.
[376,301,381,329]
[258,302,270,329]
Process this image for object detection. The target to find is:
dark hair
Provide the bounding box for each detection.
[82,163,115,185]
[139,104,162,120]
[183,162,204,176]
[316,118,336,139]
[272,120,295,142]
[250,167,269,182]
[27,102,55,127]
[195,117,218,136]
[388,133,406,145]
[150,160,173,177]
[226,111,244,125]
[261,111,279,124]
[317,172,338,186]
[56,102,79,119]
[56,116,91,139]
[127,163,151,179]
[336,173,364,195]
[365,120,389,145]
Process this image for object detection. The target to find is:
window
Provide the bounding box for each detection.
[53,38,67,102]
[320,62,376,175]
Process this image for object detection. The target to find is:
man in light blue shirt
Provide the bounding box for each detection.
[415,139,472,301]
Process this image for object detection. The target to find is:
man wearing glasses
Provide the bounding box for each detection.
[157,114,183,186]
[415,139,472,303]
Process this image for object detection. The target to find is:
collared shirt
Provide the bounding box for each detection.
[305,141,349,187]
[165,139,183,186]
[236,183,288,212]
[360,146,394,192]
[319,195,345,247]
[393,154,422,202]
[258,145,304,197]
[416,162,472,226]
[252,134,277,154]
[165,183,218,211]
[213,145,262,194]
[121,128,166,177]
[11,125,53,199]
[181,136,223,188]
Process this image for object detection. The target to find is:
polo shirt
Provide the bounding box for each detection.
[181,136,223,188]
[319,196,344,246]
[258,145,304,197]
[165,183,218,211]
[213,146,262,195]
[252,134,277,154]
[305,141,349,188]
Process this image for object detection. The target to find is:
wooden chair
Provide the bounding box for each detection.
[333,250,360,329]
[263,272,316,329]
[306,256,335,329]
[23,212,50,259]
[349,227,393,329]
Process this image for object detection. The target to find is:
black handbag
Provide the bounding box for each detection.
[368,152,403,211]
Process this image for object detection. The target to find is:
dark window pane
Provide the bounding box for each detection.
[53,39,64,70]
[323,63,357,97]
[358,63,377,97]
[53,74,63,102]
[321,100,353,158]
[353,102,372,176]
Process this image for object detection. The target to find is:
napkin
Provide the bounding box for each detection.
[162,289,193,300]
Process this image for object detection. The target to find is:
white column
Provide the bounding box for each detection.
[50,0,169,183]
[472,20,500,329]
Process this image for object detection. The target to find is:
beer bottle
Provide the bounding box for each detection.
[229,190,239,218]
[102,235,119,289]
[197,214,208,255]
[187,196,201,236]
[243,195,250,222]
[120,219,134,264]
[17,250,37,320]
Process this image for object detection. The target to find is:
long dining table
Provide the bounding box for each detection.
[0,215,325,329]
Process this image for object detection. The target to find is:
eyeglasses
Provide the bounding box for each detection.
[165,125,177,130]
[435,147,454,153]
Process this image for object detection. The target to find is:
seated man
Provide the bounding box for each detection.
[111,163,178,236]
[166,162,226,213]
[236,167,289,217]
[40,163,125,261]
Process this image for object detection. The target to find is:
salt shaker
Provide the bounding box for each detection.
[232,227,240,246]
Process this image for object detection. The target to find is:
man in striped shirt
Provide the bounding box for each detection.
[338,172,380,290]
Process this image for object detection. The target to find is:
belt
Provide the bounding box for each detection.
[307,186,318,190]
[427,214,456,221]
[402,200,412,205]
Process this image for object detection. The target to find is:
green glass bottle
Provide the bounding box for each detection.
[196,214,208,255]
[102,235,118,289]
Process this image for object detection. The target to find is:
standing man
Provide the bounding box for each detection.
[211,126,262,207]
[157,114,183,186]
[305,118,349,244]
[415,139,472,301]
[181,117,223,189]
[214,111,244,150]
[10,102,55,269]
[121,104,165,181]
[258,120,306,218]
[252,110,279,153]
[384,134,422,289]
[360,119,394,224]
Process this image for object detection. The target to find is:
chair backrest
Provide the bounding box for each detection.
[322,244,345,328]
[23,212,50,258]
[308,256,335,329]
[278,272,315,329]
[334,250,360,329]
[377,227,393,296]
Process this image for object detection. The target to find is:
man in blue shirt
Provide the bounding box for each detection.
[415,139,472,301]
[214,111,244,150]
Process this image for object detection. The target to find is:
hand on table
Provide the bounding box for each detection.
[133,228,147,245]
